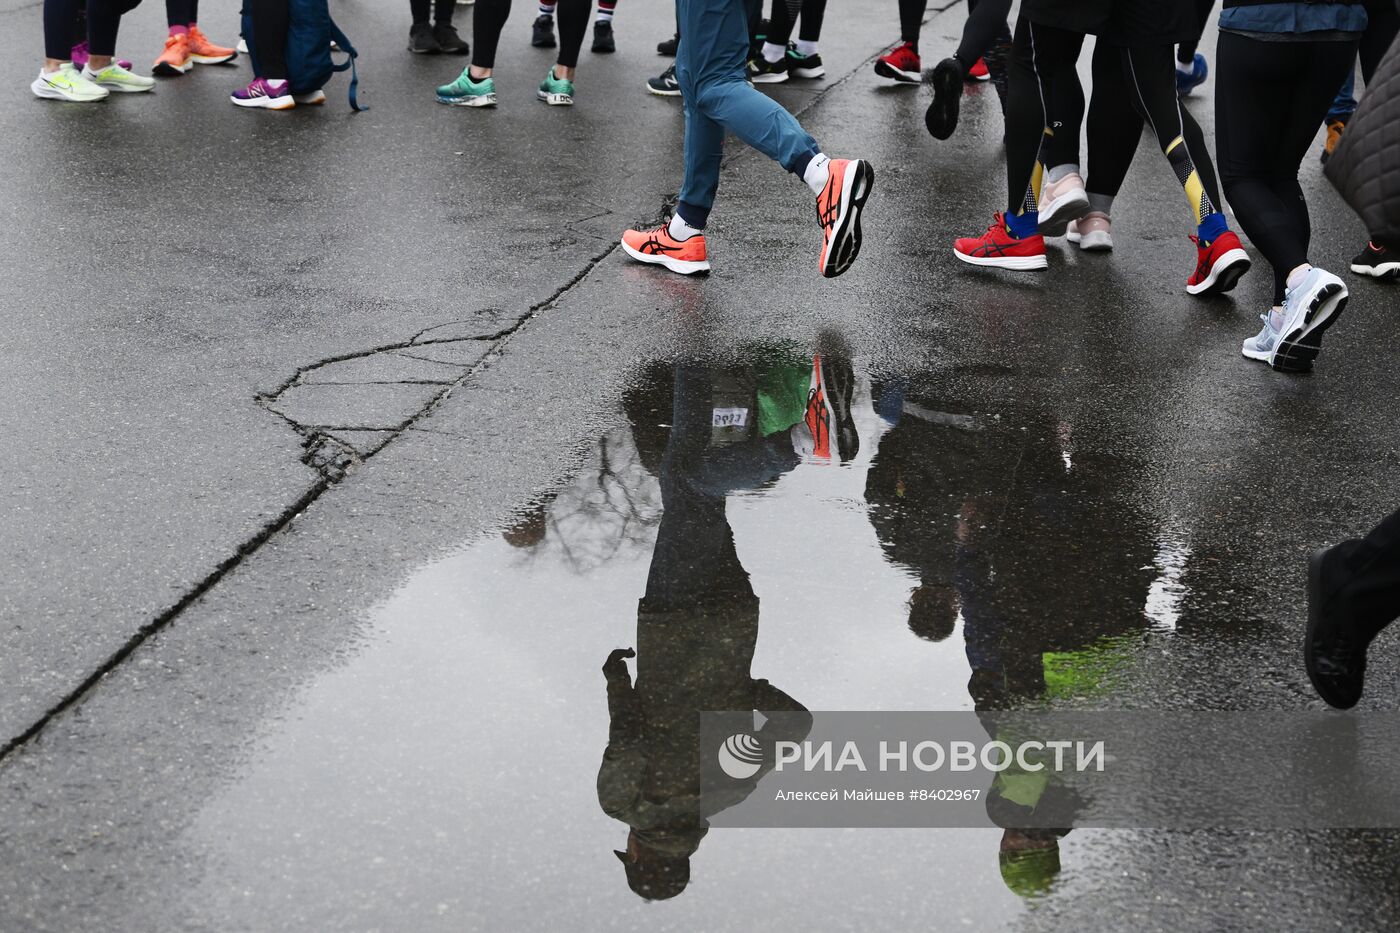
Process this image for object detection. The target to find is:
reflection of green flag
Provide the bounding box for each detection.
[999,845,1061,898]
[756,358,811,438]
[1040,635,1137,702]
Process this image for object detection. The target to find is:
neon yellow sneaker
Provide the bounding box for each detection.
[31,63,109,102]
[83,62,155,93]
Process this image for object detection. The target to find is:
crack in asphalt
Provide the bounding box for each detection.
[0,3,960,764]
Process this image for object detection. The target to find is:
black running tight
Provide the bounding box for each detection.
[250,0,288,77]
[1216,31,1358,302]
[954,0,1010,74]
[45,0,139,58]
[1176,0,1215,63]
[898,0,924,47]
[410,0,457,25]
[767,0,826,46]
[165,0,197,27]
[473,0,589,68]
[1083,42,1224,227]
[1004,17,1088,215]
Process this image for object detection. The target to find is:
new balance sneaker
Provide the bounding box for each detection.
[153,34,193,75]
[31,63,108,101]
[592,20,615,53]
[409,23,441,53]
[437,68,497,106]
[538,67,574,105]
[748,54,788,83]
[1037,173,1089,237]
[1241,267,1348,372]
[434,22,470,54]
[657,33,678,56]
[874,41,920,84]
[1186,230,1250,295]
[1350,241,1400,278]
[84,62,155,92]
[72,42,132,71]
[620,222,711,275]
[967,57,989,81]
[231,76,294,109]
[531,14,556,48]
[646,63,680,97]
[1066,212,1112,251]
[1175,53,1207,98]
[925,57,962,140]
[187,26,238,64]
[1321,119,1347,165]
[787,48,824,79]
[953,213,1047,270]
[817,158,875,278]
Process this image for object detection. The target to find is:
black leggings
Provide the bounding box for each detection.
[1004,17,1088,214]
[1216,32,1357,302]
[410,0,455,25]
[473,0,589,68]
[1176,0,1215,63]
[166,0,197,26]
[251,0,288,78]
[955,0,1011,74]
[1083,42,1224,224]
[767,0,826,46]
[45,0,139,58]
[898,0,925,47]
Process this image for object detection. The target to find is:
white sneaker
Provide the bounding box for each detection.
[83,62,155,93]
[31,63,108,102]
[1241,267,1348,372]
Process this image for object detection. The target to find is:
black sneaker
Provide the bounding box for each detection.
[1305,548,1371,709]
[592,20,615,53]
[657,33,678,56]
[531,14,556,48]
[646,63,681,97]
[408,22,441,54]
[433,22,470,55]
[787,48,824,79]
[1350,241,1400,279]
[747,54,788,84]
[925,57,963,140]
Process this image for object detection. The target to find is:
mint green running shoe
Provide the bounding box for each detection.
[436,68,496,107]
[82,62,155,93]
[537,67,574,106]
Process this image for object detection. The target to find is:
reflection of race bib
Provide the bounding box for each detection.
[712,407,749,429]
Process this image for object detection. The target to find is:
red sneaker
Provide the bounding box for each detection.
[874,41,921,84]
[620,222,711,275]
[953,213,1047,270]
[1186,230,1251,295]
[817,158,875,278]
[967,57,990,81]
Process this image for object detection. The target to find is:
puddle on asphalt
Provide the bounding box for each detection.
[179,335,1187,931]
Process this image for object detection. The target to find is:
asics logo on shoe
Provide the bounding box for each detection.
[639,234,684,256]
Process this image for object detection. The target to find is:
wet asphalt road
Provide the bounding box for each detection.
[4,0,1400,929]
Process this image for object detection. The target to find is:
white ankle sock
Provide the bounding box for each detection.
[795,39,818,56]
[668,213,702,241]
[762,42,785,63]
[1176,58,1194,74]
[803,153,831,196]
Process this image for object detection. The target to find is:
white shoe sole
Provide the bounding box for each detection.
[953,249,1047,271]
[439,94,496,107]
[1351,260,1400,278]
[231,94,295,109]
[31,78,108,101]
[1037,188,1089,237]
[621,239,710,275]
[874,61,920,84]
[751,72,788,84]
[153,60,192,75]
[537,91,573,105]
[646,85,681,97]
[1075,230,1112,251]
[189,53,238,65]
[95,81,155,93]
[1186,247,1250,295]
[294,90,326,105]
[791,66,825,79]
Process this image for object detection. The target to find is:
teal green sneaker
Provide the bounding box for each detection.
[537,67,574,106]
[436,68,497,107]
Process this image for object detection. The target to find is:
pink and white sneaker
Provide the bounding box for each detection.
[1037,172,1089,237]
[231,77,294,110]
[1066,211,1113,251]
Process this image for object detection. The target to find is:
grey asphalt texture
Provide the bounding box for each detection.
[3,0,1400,929]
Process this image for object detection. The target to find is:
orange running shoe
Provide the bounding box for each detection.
[620,222,711,275]
[153,34,192,76]
[187,26,238,65]
[816,158,874,278]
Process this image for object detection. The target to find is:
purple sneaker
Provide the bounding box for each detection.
[70,41,133,71]
[231,77,295,109]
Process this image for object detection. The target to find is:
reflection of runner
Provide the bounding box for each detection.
[599,360,816,900]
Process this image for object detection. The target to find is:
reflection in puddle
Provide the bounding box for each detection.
[180,335,1196,930]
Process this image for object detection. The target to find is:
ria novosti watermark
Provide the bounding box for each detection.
[698,711,1400,829]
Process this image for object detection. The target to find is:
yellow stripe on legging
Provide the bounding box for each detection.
[1167,136,1210,225]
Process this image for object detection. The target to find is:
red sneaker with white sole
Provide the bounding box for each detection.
[967,57,990,81]
[621,222,711,275]
[1186,230,1251,295]
[817,158,875,278]
[874,41,921,84]
[954,213,1047,270]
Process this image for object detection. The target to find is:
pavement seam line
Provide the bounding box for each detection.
[0,6,960,763]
